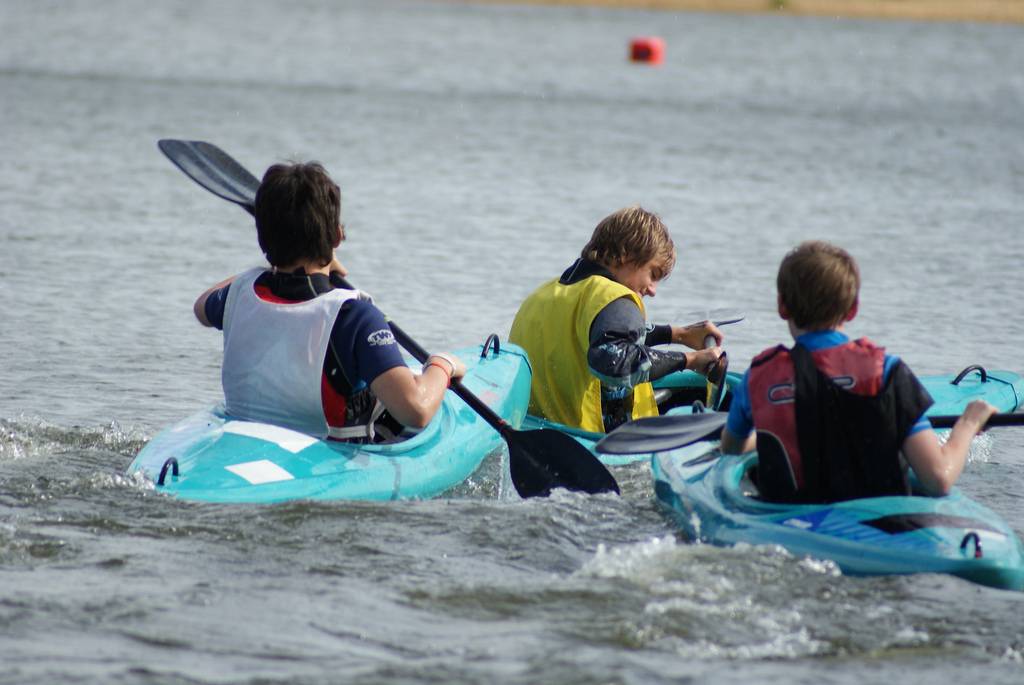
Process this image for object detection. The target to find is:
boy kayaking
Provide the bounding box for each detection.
[720,240,996,502]
[193,161,465,441]
[509,205,724,433]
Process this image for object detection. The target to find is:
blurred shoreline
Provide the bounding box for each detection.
[456,1,1024,23]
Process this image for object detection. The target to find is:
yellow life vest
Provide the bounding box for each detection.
[509,274,658,432]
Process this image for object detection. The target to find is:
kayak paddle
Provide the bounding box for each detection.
[596,412,728,454]
[158,139,620,499]
[702,334,728,412]
[595,410,1024,455]
[678,308,745,329]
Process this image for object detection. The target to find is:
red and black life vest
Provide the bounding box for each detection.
[748,338,932,503]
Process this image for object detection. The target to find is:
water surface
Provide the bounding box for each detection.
[1,1,1023,683]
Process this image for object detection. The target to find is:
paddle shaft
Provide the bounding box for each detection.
[930,412,1024,429]
[702,334,729,411]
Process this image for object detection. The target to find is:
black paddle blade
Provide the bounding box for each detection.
[157,139,259,212]
[596,412,729,455]
[508,428,619,498]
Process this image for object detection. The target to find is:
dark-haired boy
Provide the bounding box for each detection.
[721,240,995,502]
[194,162,465,441]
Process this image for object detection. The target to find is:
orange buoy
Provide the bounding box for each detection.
[630,37,664,65]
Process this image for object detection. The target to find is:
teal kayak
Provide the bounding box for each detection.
[917,365,1021,414]
[527,365,1024,466]
[128,341,532,503]
[651,447,1024,591]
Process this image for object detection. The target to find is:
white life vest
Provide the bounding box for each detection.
[221,267,372,439]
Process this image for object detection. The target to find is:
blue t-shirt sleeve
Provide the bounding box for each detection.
[204,284,231,330]
[332,300,407,389]
[725,367,755,438]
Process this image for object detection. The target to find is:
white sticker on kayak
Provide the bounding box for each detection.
[226,460,295,485]
[223,421,317,453]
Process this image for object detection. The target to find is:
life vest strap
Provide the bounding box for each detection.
[326,400,388,442]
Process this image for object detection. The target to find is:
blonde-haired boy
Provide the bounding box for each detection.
[510,206,723,433]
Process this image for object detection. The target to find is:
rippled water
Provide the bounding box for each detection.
[2,1,1023,683]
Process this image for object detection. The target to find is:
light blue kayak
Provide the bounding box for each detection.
[648,365,1024,590]
[917,365,1021,415]
[527,365,1024,466]
[128,341,532,503]
[652,447,1024,591]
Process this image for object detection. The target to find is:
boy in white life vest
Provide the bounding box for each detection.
[720,240,996,502]
[193,162,465,441]
[509,206,724,433]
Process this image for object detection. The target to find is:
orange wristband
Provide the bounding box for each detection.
[431,353,456,376]
[424,360,452,387]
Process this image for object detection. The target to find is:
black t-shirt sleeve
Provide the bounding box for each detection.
[888,360,935,439]
[644,324,673,347]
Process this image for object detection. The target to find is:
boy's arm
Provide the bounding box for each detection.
[589,298,676,387]
[668,320,723,349]
[720,368,756,454]
[646,320,723,373]
[194,276,236,327]
[370,358,465,429]
[720,427,756,454]
[901,400,997,496]
[591,299,720,385]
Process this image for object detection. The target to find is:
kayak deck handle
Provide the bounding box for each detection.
[960,531,983,559]
[481,333,501,359]
[952,365,987,385]
[157,457,180,486]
